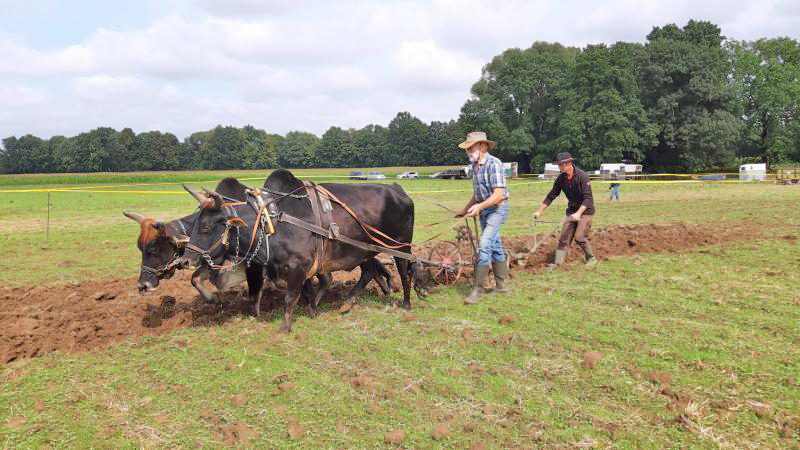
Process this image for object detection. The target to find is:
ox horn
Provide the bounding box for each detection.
[122,211,146,224]
[202,188,224,209]
[182,183,206,203]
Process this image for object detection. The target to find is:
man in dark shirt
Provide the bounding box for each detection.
[533,152,597,267]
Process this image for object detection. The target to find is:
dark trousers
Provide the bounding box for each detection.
[558,214,593,255]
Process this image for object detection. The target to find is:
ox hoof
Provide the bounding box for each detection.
[305,304,319,319]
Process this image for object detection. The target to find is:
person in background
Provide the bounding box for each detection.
[532,152,597,267]
[609,172,621,201]
[454,132,510,305]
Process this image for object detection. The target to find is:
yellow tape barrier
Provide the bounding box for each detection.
[0,177,773,195]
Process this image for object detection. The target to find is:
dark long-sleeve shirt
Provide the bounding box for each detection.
[543,168,595,215]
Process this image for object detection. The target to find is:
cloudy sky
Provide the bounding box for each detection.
[1,0,798,140]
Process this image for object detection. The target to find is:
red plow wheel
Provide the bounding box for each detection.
[427,240,463,285]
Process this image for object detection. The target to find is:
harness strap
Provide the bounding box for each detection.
[312,184,411,249]
[276,211,419,263]
[303,181,325,274]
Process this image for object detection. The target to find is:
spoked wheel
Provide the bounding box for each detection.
[427,240,463,285]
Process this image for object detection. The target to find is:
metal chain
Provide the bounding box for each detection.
[235,225,240,262]
[178,219,188,236]
[245,212,268,267]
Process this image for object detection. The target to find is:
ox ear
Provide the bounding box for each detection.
[123,211,146,224]
[171,234,190,247]
[183,183,206,203]
[203,188,224,209]
[226,217,247,228]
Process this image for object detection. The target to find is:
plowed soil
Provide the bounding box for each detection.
[0,221,771,363]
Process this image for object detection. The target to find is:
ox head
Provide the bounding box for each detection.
[178,184,246,270]
[123,211,189,293]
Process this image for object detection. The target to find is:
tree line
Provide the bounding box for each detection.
[2,20,798,174]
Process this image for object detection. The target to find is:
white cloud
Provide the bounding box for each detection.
[393,39,482,90]
[194,0,298,17]
[0,0,798,140]
[316,66,375,93]
[71,75,152,104]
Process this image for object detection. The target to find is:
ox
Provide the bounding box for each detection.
[125,177,394,314]
[123,177,264,305]
[179,169,418,332]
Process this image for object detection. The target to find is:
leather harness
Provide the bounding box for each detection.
[187,182,424,273]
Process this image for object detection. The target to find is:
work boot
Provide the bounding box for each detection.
[464,264,489,304]
[582,243,598,267]
[552,249,567,267]
[490,261,509,294]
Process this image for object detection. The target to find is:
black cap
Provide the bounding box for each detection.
[555,152,575,163]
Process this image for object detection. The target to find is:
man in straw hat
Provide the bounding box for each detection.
[533,152,597,267]
[454,131,510,304]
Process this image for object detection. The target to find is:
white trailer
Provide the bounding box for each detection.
[600,163,642,179]
[537,163,560,179]
[739,163,766,181]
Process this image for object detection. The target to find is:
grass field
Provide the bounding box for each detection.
[1,170,799,448]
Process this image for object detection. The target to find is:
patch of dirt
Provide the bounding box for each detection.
[0,221,772,363]
[499,221,764,272]
[581,351,603,369]
[215,422,257,445]
[432,423,450,440]
[384,430,405,444]
[287,423,305,439]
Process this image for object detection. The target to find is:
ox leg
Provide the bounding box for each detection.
[246,265,265,318]
[394,256,412,310]
[344,262,376,305]
[373,259,393,296]
[310,273,330,318]
[280,273,305,333]
[300,278,317,317]
[410,261,430,299]
[191,267,218,303]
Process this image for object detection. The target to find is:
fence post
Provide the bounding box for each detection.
[43,191,50,250]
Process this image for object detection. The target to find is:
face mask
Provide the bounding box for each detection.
[468,151,480,162]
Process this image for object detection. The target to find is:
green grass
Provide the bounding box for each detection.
[0,174,796,286]
[1,171,799,447]
[2,239,798,448]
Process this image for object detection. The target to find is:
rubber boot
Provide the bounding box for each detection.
[464,264,489,304]
[490,261,509,294]
[581,242,598,267]
[553,249,567,266]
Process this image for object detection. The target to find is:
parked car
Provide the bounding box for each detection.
[396,171,419,179]
[349,171,367,180]
[428,171,443,179]
[367,171,386,180]
[439,168,468,179]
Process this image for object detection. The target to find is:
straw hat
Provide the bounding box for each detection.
[458,131,496,150]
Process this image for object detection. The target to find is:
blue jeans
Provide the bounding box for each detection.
[477,202,509,265]
[610,185,620,200]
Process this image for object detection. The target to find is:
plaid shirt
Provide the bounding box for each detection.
[471,154,508,203]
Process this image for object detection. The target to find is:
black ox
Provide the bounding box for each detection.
[123,177,264,305]
[179,169,419,333]
[124,177,393,312]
